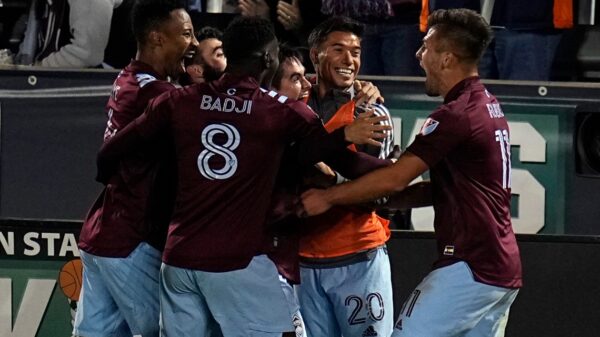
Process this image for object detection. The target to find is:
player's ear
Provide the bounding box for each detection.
[309,47,319,66]
[148,30,162,47]
[186,64,203,77]
[263,51,272,69]
[442,51,454,69]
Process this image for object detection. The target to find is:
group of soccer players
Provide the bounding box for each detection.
[73,1,522,337]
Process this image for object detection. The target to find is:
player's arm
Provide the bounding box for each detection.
[384,181,433,211]
[301,151,429,216]
[294,109,391,166]
[96,93,173,183]
[323,149,391,180]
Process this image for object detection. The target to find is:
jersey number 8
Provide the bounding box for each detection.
[198,123,240,180]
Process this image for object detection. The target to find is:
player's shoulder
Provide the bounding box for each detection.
[133,72,175,94]
[258,88,319,120]
[258,88,291,104]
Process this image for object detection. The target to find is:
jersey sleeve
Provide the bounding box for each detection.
[284,101,350,167]
[96,92,173,183]
[134,90,174,139]
[407,106,471,167]
[138,80,176,109]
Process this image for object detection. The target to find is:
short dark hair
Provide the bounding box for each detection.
[272,44,305,90]
[427,8,493,63]
[131,0,185,45]
[196,26,223,43]
[222,16,276,64]
[308,16,364,49]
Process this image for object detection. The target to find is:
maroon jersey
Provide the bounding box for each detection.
[407,76,522,288]
[121,74,354,271]
[79,60,176,257]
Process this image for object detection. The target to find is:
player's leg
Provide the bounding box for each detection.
[465,289,519,337]
[91,242,162,337]
[297,266,340,337]
[159,263,221,337]
[72,250,131,337]
[325,246,393,337]
[201,254,305,337]
[391,261,516,337]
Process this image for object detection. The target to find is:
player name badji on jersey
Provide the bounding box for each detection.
[200,94,253,114]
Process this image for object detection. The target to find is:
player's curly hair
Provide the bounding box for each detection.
[427,8,493,63]
[308,16,364,50]
[131,0,185,45]
[222,16,276,64]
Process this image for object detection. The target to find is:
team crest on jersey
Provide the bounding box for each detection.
[419,118,439,136]
[292,313,305,337]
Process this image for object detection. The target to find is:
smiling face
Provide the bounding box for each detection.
[159,9,197,79]
[312,31,361,91]
[276,57,311,100]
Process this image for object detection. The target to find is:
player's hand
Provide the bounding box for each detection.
[303,162,337,189]
[298,188,333,217]
[354,81,384,106]
[239,0,270,19]
[277,0,302,31]
[343,109,392,146]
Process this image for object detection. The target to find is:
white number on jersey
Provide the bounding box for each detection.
[495,129,511,189]
[197,123,240,180]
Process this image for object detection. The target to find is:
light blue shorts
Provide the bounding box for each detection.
[73,242,162,337]
[297,246,393,337]
[159,254,306,337]
[392,261,519,337]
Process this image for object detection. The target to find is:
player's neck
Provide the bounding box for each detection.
[440,69,479,99]
[135,49,167,79]
[316,80,349,99]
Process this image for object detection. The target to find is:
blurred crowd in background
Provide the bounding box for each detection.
[0,0,599,81]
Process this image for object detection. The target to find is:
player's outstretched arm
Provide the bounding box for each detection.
[295,109,390,167]
[384,181,433,211]
[324,149,390,180]
[300,152,429,216]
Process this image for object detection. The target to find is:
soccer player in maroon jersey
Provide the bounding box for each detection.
[96,16,391,337]
[301,9,522,337]
[181,26,227,85]
[74,1,198,337]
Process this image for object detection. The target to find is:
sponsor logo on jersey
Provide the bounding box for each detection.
[362,325,378,336]
[443,245,455,256]
[292,312,305,337]
[420,118,439,136]
[395,318,403,330]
